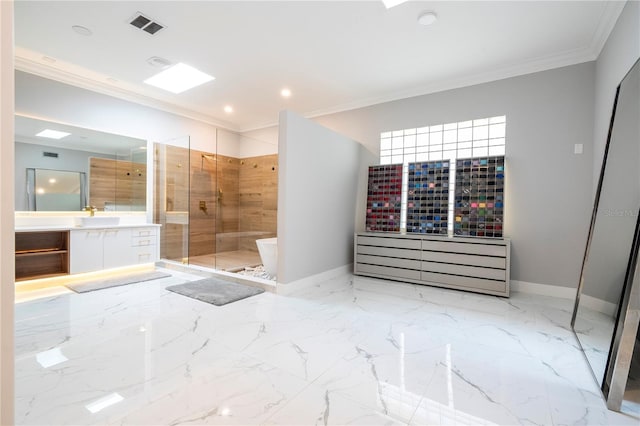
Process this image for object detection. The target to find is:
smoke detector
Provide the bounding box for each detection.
[129,12,165,35]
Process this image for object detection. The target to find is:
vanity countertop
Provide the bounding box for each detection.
[16,223,161,232]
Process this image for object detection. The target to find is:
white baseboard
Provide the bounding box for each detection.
[511,280,617,316]
[277,264,353,295]
[511,280,577,299]
[579,294,618,317]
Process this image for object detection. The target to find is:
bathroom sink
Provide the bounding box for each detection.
[77,216,120,227]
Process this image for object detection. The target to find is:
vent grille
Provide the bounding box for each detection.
[43,152,59,158]
[129,12,164,35]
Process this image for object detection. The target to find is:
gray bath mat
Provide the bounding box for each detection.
[166,277,264,306]
[66,271,172,293]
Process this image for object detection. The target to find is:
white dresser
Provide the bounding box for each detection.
[354,232,510,297]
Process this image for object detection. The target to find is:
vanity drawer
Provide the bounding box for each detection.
[132,236,156,247]
[131,245,156,264]
[131,227,157,238]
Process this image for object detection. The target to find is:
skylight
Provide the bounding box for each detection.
[143,62,214,94]
[36,129,70,139]
[382,0,409,9]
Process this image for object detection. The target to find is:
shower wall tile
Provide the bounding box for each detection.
[189,151,240,257]
[239,154,278,252]
[155,146,276,260]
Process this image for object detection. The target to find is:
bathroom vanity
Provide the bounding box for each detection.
[15,223,160,280]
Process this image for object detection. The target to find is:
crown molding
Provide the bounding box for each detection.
[15,53,241,133]
[589,1,627,58]
[240,45,599,133]
[241,3,624,133]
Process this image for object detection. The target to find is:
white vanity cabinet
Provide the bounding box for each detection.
[70,225,159,274]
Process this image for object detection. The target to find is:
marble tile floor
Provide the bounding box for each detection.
[189,250,262,272]
[14,271,640,425]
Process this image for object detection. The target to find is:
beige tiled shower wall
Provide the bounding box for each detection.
[238,154,278,251]
[156,146,277,260]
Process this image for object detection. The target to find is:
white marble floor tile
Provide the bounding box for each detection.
[14,272,640,425]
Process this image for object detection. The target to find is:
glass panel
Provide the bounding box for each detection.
[392,136,404,149]
[214,129,278,278]
[380,138,392,150]
[472,147,489,157]
[458,128,472,142]
[443,129,457,143]
[403,134,416,148]
[473,125,489,140]
[489,146,506,156]
[154,137,190,264]
[489,123,506,138]
[430,131,443,145]
[416,133,429,147]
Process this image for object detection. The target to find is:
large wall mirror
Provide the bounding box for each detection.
[15,115,148,212]
[572,58,639,414]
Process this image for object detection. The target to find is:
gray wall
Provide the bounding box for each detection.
[593,1,640,190]
[277,110,370,284]
[583,1,639,302]
[257,63,596,289]
[14,141,114,211]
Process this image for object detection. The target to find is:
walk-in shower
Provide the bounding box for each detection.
[154,129,277,279]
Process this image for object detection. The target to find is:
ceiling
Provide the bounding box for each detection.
[14,1,624,132]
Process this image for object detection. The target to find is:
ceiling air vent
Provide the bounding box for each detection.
[129,12,165,35]
[43,152,59,158]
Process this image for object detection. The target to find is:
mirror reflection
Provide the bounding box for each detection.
[572,58,640,402]
[15,115,147,212]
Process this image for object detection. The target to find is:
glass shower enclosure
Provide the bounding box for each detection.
[154,130,277,277]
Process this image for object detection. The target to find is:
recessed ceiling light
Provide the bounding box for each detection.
[224,105,233,113]
[72,25,92,36]
[281,88,291,98]
[36,129,71,139]
[144,62,214,94]
[382,0,409,9]
[418,12,438,26]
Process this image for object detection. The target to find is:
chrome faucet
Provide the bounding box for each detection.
[83,205,97,216]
